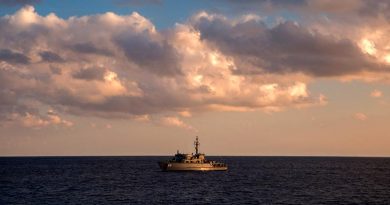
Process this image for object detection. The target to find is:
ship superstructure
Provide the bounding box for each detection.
[158,136,227,171]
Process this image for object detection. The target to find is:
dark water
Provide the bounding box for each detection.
[1,157,390,204]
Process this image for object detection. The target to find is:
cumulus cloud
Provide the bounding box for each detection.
[214,1,390,80]
[220,0,390,20]
[39,51,65,63]
[114,33,181,76]
[5,4,390,128]
[72,66,106,81]
[69,43,113,56]
[190,12,388,77]
[0,49,30,64]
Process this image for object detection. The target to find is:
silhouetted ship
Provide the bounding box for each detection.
[158,136,227,171]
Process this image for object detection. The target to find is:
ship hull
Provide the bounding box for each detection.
[158,162,227,171]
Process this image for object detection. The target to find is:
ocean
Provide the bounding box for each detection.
[1,157,390,204]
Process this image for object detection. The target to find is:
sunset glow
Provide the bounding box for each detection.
[1,0,390,156]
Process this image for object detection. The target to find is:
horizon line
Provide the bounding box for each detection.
[1,155,390,158]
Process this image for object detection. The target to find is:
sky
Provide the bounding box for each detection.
[0,0,390,156]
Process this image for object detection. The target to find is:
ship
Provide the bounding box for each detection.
[158,136,228,171]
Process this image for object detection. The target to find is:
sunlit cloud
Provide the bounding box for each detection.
[384,54,390,64]
[1,3,390,129]
[354,113,367,121]
[159,116,196,131]
[133,114,151,122]
[2,110,73,129]
[360,39,377,56]
[370,89,383,98]
[178,111,192,118]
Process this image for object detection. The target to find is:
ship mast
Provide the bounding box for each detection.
[194,136,200,155]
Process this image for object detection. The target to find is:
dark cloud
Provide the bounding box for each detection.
[358,0,390,20]
[39,51,64,63]
[207,0,305,14]
[53,89,192,117]
[0,0,40,6]
[115,34,182,76]
[215,0,390,22]
[72,67,106,81]
[69,43,113,56]
[0,49,30,64]
[0,70,39,122]
[50,66,62,75]
[193,16,386,77]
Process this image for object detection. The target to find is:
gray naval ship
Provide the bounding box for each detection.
[158,136,227,171]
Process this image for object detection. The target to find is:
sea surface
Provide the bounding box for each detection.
[1,157,390,204]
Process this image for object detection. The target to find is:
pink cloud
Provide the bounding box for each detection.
[370,89,383,98]
[354,113,367,121]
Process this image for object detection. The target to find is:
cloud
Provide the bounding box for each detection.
[2,110,73,129]
[132,114,195,131]
[306,0,364,13]
[178,111,192,117]
[219,0,390,20]
[354,112,367,121]
[72,67,106,81]
[11,5,390,129]
[213,0,305,14]
[133,114,151,122]
[39,51,64,63]
[190,12,389,77]
[370,89,383,98]
[69,43,113,56]
[114,32,182,76]
[46,110,74,127]
[360,1,390,20]
[0,49,30,64]
[159,116,196,131]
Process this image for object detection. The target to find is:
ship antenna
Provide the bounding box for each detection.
[194,136,200,155]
